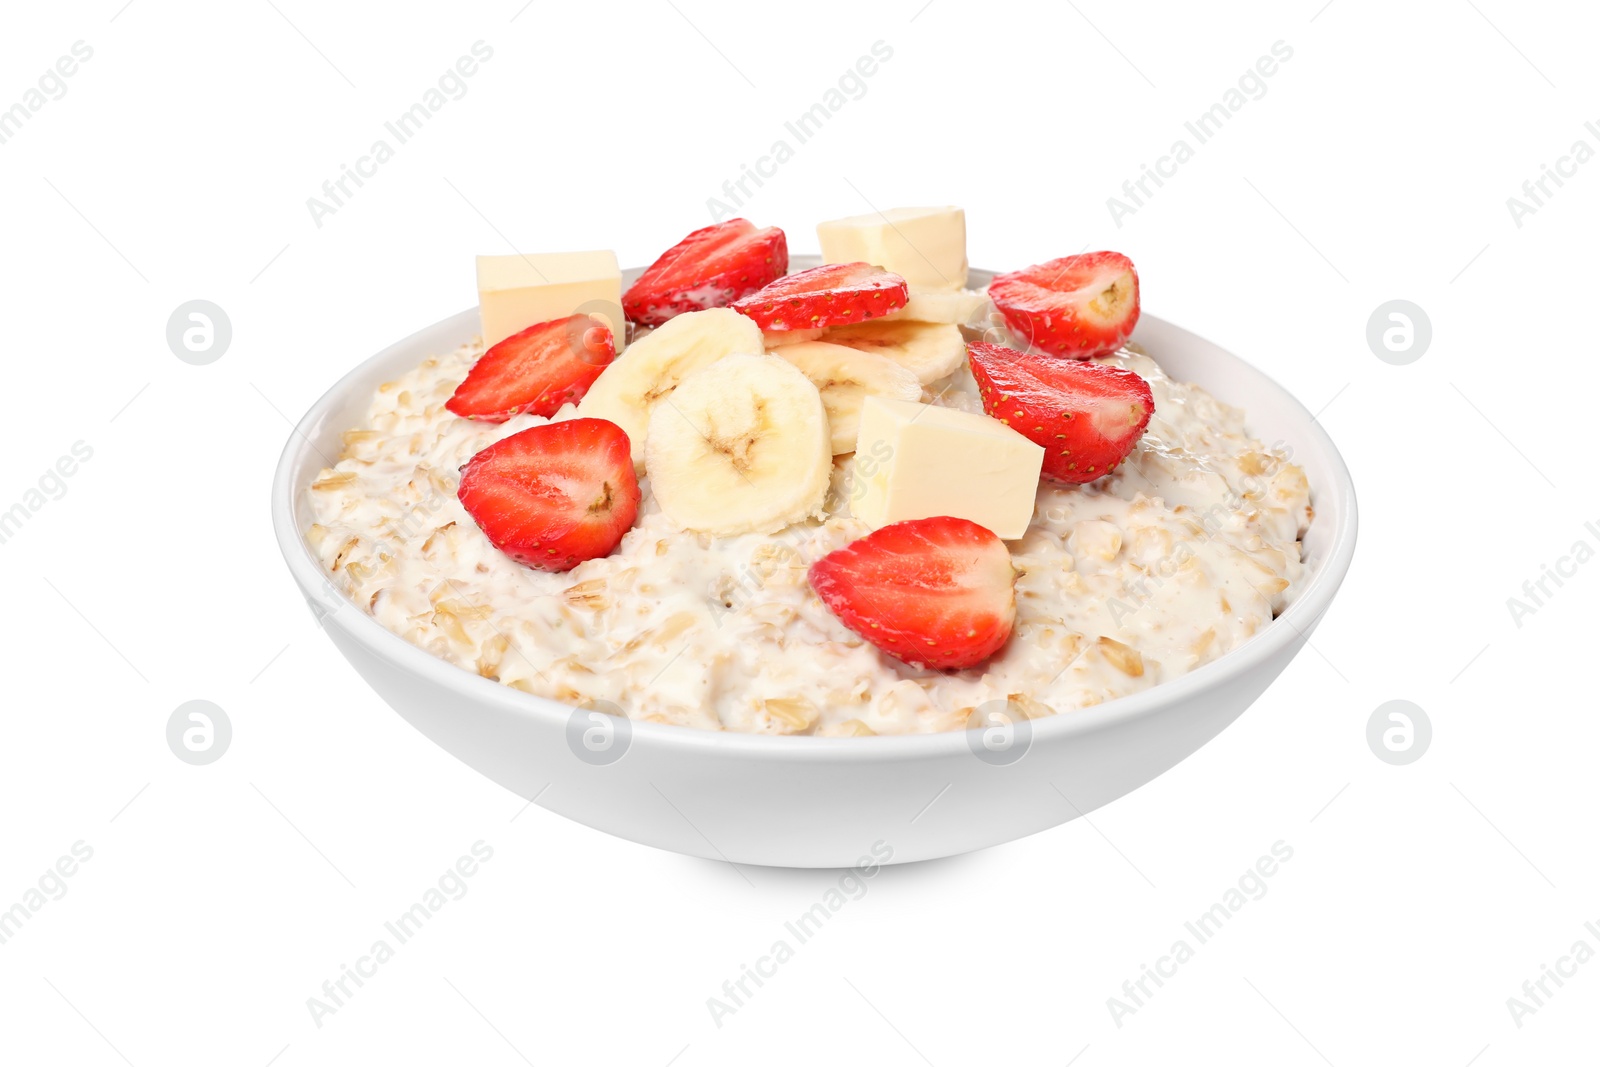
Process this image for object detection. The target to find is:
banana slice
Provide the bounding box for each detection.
[762,328,825,347]
[645,353,831,536]
[884,286,991,325]
[820,319,967,385]
[774,341,921,454]
[576,307,763,469]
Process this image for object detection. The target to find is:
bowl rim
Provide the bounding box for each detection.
[271,286,1358,764]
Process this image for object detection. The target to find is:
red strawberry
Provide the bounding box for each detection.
[624,219,788,327]
[447,314,615,422]
[457,418,639,572]
[808,517,1016,670]
[988,251,1141,359]
[968,342,1153,484]
[731,262,908,331]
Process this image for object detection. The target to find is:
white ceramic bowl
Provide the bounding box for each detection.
[272,262,1358,868]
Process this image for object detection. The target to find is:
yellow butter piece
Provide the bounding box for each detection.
[476,251,624,350]
[851,396,1043,539]
[816,206,967,291]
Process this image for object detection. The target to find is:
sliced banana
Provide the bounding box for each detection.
[820,319,967,385]
[645,353,831,536]
[576,307,763,469]
[761,328,824,347]
[883,286,991,326]
[774,341,921,454]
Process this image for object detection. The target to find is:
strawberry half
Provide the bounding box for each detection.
[448,314,616,422]
[457,418,639,572]
[987,251,1140,359]
[968,341,1153,484]
[808,516,1016,671]
[623,219,788,326]
[731,262,908,331]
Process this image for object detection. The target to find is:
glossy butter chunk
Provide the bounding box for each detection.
[850,396,1043,539]
[816,206,967,291]
[476,251,624,350]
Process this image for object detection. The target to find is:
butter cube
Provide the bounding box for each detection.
[817,206,967,291]
[477,251,624,350]
[851,396,1043,539]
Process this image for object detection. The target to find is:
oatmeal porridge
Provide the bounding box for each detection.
[307,340,1308,736]
[305,212,1311,736]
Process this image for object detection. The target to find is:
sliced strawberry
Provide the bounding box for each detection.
[988,251,1141,359]
[447,314,616,422]
[731,262,908,331]
[808,516,1016,671]
[968,341,1153,484]
[457,418,639,572]
[623,219,788,327]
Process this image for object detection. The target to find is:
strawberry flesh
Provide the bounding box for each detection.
[731,262,908,331]
[988,251,1140,359]
[623,219,788,326]
[448,314,616,422]
[457,418,639,572]
[968,342,1153,484]
[808,516,1016,670]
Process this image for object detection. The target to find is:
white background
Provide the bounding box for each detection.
[1,0,1594,1063]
